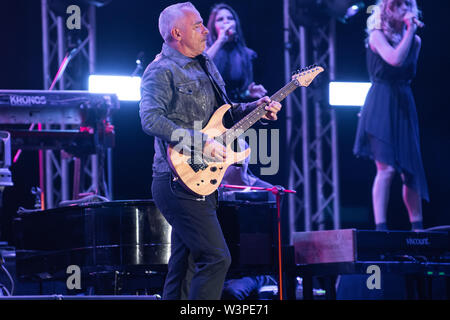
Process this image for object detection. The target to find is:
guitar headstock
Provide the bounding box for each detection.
[292,65,324,87]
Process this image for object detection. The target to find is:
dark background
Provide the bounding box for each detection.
[1,0,449,243]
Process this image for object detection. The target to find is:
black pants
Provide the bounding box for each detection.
[151,172,231,300]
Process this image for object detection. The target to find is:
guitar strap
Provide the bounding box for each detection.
[196,55,243,157]
[195,55,234,110]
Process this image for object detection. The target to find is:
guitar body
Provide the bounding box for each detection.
[167,103,251,196]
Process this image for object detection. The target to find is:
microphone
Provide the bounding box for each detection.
[226,28,234,36]
[413,17,425,28]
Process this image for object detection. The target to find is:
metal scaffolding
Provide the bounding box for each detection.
[41,0,108,209]
[284,0,341,240]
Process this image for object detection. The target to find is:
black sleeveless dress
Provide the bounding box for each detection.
[353,40,429,201]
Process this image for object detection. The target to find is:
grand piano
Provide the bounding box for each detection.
[12,198,279,294]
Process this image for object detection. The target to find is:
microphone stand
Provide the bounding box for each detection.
[220,183,296,300]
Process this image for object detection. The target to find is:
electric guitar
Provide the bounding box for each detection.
[167,65,324,196]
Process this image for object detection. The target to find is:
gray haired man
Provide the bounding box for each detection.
[139,2,281,300]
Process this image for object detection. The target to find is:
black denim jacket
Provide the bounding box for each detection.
[139,43,256,175]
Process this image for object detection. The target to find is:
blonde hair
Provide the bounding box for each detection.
[366,0,420,45]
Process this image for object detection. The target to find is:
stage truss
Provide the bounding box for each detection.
[41,0,111,209]
[284,0,341,239]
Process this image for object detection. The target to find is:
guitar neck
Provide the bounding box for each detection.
[224,80,298,143]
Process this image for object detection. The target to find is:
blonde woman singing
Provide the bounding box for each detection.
[354,0,427,231]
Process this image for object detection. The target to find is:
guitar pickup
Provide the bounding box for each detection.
[187,155,209,172]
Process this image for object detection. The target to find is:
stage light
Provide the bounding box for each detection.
[88,75,141,101]
[329,82,371,107]
[346,5,360,18]
[324,0,365,23]
[293,0,366,26]
[344,2,365,20]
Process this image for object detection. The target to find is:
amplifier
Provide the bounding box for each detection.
[217,201,277,267]
[293,229,450,264]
